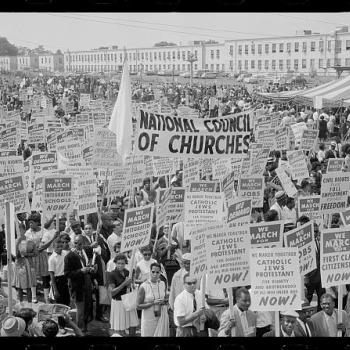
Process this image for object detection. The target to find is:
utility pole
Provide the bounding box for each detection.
[186,53,197,87]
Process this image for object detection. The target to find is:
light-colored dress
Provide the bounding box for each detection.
[140,280,166,337]
[25,229,49,278]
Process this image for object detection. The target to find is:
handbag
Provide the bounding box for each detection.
[99,285,111,305]
[121,287,138,311]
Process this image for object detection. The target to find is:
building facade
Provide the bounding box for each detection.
[1,27,349,76]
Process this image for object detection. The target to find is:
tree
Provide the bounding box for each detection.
[0,37,18,56]
[154,41,177,47]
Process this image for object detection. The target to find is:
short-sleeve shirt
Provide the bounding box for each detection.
[108,268,129,300]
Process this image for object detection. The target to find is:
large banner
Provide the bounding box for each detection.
[135,110,252,158]
[250,247,302,311]
[321,228,350,288]
[249,221,284,248]
[0,175,30,214]
[120,204,154,253]
[206,221,250,290]
[320,172,350,214]
[42,176,73,215]
[284,221,317,275]
[238,176,264,208]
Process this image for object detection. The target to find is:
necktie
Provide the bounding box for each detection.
[241,312,249,336]
[305,323,310,337]
[193,296,197,312]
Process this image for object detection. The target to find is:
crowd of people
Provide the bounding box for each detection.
[1,69,350,339]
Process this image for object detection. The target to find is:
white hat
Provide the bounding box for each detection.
[181,253,192,261]
[275,191,286,199]
[0,316,26,337]
[280,310,299,318]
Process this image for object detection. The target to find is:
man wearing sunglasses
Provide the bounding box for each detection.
[174,273,206,337]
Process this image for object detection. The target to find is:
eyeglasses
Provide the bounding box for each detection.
[151,271,160,274]
[185,282,196,285]
[143,253,151,256]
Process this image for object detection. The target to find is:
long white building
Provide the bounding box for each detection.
[1,27,349,77]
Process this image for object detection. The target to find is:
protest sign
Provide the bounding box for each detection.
[250,248,302,311]
[274,127,289,150]
[340,208,350,227]
[151,157,175,177]
[0,127,20,149]
[200,158,213,179]
[189,181,219,193]
[124,155,146,188]
[183,159,200,188]
[0,151,24,178]
[77,176,97,216]
[156,188,169,231]
[23,159,32,191]
[231,158,242,181]
[238,176,264,208]
[297,195,322,223]
[80,94,91,108]
[284,222,317,275]
[56,139,84,168]
[42,176,73,215]
[212,158,232,181]
[31,177,43,212]
[189,223,208,281]
[275,167,298,198]
[166,187,185,223]
[27,123,45,145]
[327,158,345,173]
[255,115,271,130]
[206,222,250,289]
[222,172,235,204]
[184,190,224,239]
[135,110,252,158]
[31,152,56,178]
[240,157,251,177]
[92,128,121,169]
[320,172,350,214]
[287,150,309,181]
[0,175,30,214]
[300,129,318,151]
[248,148,270,176]
[107,170,128,199]
[321,228,350,288]
[120,204,154,253]
[255,129,275,149]
[249,221,284,248]
[227,198,252,227]
[290,122,307,146]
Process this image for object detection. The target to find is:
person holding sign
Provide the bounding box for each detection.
[218,288,257,337]
[108,253,138,336]
[309,293,350,337]
[263,311,299,337]
[137,262,167,337]
[173,273,206,337]
[270,191,287,220]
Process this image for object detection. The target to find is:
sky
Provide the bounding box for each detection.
[0,12,350,52]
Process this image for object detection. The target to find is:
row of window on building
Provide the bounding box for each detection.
[235,58,349,71]
[233,39,350,55]
[68,63,226,72]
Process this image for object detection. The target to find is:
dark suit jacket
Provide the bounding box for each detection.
[294,318,316,337]
[64,250,86,302]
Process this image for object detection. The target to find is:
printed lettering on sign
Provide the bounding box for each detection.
[250,248,302,311]
[121,204,154,253]
[249,221,284,248]
[321,228,350,288]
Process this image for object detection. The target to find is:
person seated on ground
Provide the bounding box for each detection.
[15,307,43,336]
[42,315,83,337]
[0,316,27,337]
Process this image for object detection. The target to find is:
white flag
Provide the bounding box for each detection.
[108,57,132,162]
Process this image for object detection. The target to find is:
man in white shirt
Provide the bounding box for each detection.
[270,191,287,220]
[174,273,206,337]
[106,219,123,259]
[48,239,70,306]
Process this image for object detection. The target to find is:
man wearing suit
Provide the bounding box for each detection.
[309,293,350,337]
[64,234,95,333]
[263,310,299,337]
[295,301,316,337]
[218,287,257,337]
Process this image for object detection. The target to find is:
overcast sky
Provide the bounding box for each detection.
[1,13,350,52]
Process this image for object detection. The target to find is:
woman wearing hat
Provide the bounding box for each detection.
[0,316,26,337]
[24,213,59,303]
